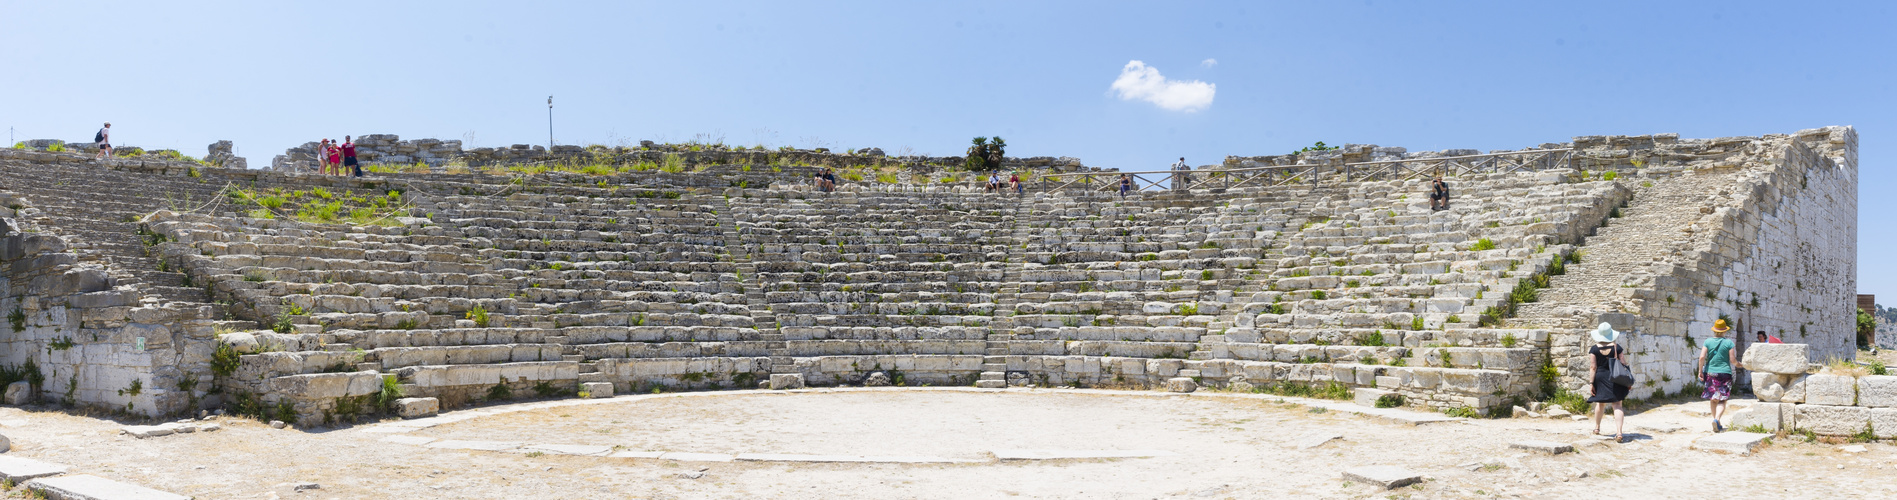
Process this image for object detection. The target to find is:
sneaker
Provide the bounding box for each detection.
[1713,420,1724,433]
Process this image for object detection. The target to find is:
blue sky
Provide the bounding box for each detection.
[2,1,1892,299]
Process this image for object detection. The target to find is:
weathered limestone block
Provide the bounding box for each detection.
[1804,374,1858,406]
[2,382,28,405]
[1781,374,1807,404]
[770,373,805,390]
[395,397,438,418]
[1750,372,1785,402]
[1742,343,1808,374]
[1730,402,1791,432]
[267,371,382,400]
[1355,387,1393,408]
[1855,375,1897,407]
[580,382,613,398]
[1872,408,1897,439]
[1795,404,1870,436]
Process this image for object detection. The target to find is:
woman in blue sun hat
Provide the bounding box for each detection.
[1586,322,1630,441]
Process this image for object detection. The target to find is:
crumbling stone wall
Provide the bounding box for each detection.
[271,135,464,172]
[0,219,214,416]
[268,134,1100,176]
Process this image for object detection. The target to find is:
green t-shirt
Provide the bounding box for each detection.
[1704,337,1734,374]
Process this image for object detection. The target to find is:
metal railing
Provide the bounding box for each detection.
[1039,148,1575,193]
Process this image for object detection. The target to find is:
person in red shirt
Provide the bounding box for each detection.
[1009,172,1022,195]
[325,140,343,175]
[1755,331,1782,344]
[342,136,361,177]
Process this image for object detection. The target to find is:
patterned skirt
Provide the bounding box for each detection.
[1701,372,1733,401]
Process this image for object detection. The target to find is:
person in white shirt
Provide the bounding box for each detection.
[93,123,112,160]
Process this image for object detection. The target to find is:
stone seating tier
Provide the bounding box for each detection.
[118,167,1625,423]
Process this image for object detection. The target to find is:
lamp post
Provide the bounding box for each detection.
[547,96,554,150]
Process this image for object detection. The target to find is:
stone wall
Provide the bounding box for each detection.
[1638,130,1858,377]
[1518,128,1859,399]
[267,134,1100,176]
[270,135,465,172]
[0,218,214,416]
[1731,343,1893,436]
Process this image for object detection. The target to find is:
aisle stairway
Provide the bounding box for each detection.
[1511,169,1742,328]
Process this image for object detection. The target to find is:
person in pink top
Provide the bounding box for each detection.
[325,140,342,175]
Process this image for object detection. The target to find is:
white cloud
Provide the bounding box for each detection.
[1109,60,1215,113]
[1201,58,1218,68]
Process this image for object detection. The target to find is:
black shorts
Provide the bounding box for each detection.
[97,143,110,149]
[343,156,359,167]
[1429,193,1444,200]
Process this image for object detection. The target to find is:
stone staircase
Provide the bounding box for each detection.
[1511,169,1742,328]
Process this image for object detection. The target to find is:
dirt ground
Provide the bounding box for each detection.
[1,388,1894,499]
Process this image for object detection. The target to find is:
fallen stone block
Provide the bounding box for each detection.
[1342,465,1422,489]
[3,381,29,405]
[425,440,520,451]
[1508,440,1573,455]
[1637,423,1685,434]
[26,474,190,500]
[1354,388,1393,408]
[0,455,68,482]
[1804,374,1858,406]
[120,425,173,439]
[580,382,614,399]
[1690,432,1771,455]
[1293,433,1342,450]
[770,373,805,390]
[522,444,612,456]
[1741,343,1808,374]
[1729,404,1782,433]
[1750,372,1785,402]
[657,452,735,462]
[1796,404,1871,436]
[1782,374,1807,403]
[1857,375,1897,407]
[1166,377,1197,393]
[993,449,1176,460]
[1869,408,1897,439]
[395,397,438,419]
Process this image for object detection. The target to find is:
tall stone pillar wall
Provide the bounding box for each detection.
[1620,128,1858,392]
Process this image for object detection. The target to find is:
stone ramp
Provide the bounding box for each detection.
[25,474,190,500]
[1513,168,1740,328]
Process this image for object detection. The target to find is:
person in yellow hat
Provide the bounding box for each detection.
[1697,318,1739,432]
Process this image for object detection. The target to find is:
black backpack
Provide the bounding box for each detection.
[94,129,105,143]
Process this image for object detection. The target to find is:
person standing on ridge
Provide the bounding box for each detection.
[314,139,330,174]
[1171,157,1190,191]
[93,122,112,160]
[325,139,343,176]
[342,136,361,177]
